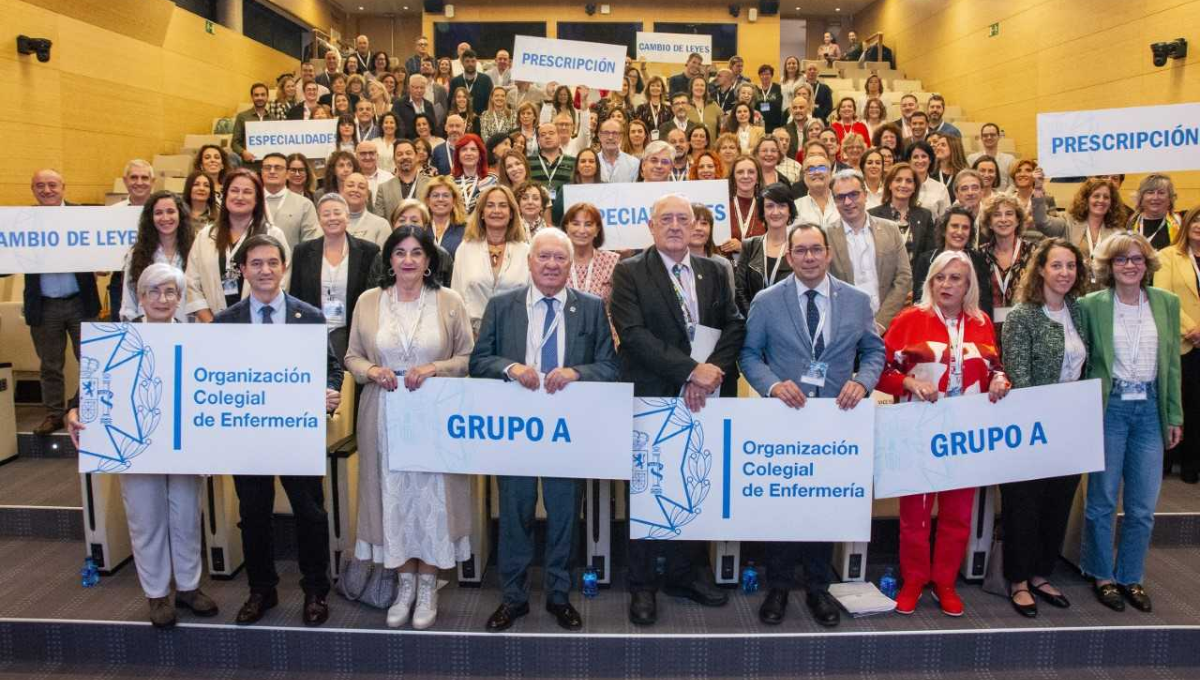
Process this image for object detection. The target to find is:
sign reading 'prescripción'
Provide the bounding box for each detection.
[510,35,626,91]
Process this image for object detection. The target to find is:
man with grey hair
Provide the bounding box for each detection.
[485,49,512,87]
[639,140,675,182]
[470,227,618,633]
[609,193,745,626]
[432,114,466,176]
[403,35,430,78]
[825,169,911,332]
[710,68,738,114]
[114,160,155,207]
[394,74,445,137]
[351,34,371,73]
[597,118,640,183]
[341,172,390,247]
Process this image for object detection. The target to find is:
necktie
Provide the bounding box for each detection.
[260,305,274,324]
[541,297,558,372]
[671,263,697,340]
[806,289,824,359]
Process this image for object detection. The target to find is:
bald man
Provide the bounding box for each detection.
[23,170,102,435]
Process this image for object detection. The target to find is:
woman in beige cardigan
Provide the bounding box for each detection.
[344,225,475,630]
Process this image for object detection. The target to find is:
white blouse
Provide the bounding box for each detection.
[1044,305,1086,383]
[450,239,532,334]
[1113,293,1158,383]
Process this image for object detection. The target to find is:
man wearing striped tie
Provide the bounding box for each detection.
[469,228,618,632]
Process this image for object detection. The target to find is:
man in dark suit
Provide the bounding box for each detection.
[431,114,466,177]
[448,49,493,118]
[314,49,341,91]
[212,234,343,628]
[470,229,619,632]
[609,193,746,626]
[801,61,833,123]
[739,222,885,628]
[19,169,100,435]
[393,74,445,139]
[668,53,706,97]
[780,95,810,158]
[658,92,700,141]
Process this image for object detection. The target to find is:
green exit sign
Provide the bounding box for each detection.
[205,20,215,34]
[988,22,1000,37]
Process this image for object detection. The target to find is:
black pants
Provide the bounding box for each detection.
[1167,350,1200,476]
[627,539,711,593]
[999,474,1081,583]
[763,541,834,592]
[233,474,331,597]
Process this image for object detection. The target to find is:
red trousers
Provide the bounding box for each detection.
[898,488,975,587]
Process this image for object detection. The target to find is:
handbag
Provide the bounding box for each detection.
[981,536,1007,597]
[337,557,398,609]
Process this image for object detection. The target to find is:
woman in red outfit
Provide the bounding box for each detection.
[878,250,1011,617]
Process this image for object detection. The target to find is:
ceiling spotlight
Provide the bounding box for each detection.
[358,5,365,10]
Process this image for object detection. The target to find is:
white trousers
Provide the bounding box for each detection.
[119,474,203,598]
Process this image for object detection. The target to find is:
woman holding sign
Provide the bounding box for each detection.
[66,264,217,629]
[999,238,1089,617]
[344,226,475,630]
[1079,233,1182,613]
[878,250,1010,617]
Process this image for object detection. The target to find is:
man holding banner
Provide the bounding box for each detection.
[739,222,885,627]
[469,229,618,632]
[610,194,745,626]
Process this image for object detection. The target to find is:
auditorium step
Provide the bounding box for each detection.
[1,537,1199,676]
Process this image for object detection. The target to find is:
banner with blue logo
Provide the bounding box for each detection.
[510,35,627,91]
[562,180,731,251]
[0,206,139,274]
[246,119,338,159]
[77,322,329,475]
[1037,103,1200,177]
[873,379,1104,499]
[629,397,875,542]
[385,377,633,479]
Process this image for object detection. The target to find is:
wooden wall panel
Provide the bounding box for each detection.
[856,0,1200,205]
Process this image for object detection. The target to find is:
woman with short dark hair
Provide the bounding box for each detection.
[735,183,799,314]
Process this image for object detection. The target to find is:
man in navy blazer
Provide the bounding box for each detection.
[739,222,885,628]
[212,234,343,629]
[470,229,618,633]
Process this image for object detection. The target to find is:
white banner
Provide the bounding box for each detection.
[873,380,1105,499]
[629,397,875,542]
[246,119,337,159]
[1037,103,1200,177]
[386,377,633,479]
[636,32,713,64]
[510,35,626,91]
[562,180,730,250]
[77,322,328,475]
[0,206,139,274]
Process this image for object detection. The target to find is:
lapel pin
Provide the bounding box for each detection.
[569,306,576,313]
[697,273,704,280]
[294,311,302,319]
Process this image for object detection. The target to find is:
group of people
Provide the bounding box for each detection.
[14,35,1196,635]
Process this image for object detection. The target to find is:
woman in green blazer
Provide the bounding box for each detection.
[1078,232,1182,614]
[999,238,1090,618]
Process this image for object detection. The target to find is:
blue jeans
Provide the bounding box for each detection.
[1081,383,1163,584]
[498,476,580,606]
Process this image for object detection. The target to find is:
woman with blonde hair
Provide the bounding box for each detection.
[421,175,468,257]
[450,184,531,333]
[1153,205,1200,483]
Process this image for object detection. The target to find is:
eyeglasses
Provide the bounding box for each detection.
[805,165,829,175]
[599,130,622,137]
[535,252,570,264]
[287,167,307,174]
[833,190,862,203]
[1113,255,1146,267]
[145,288,180,301]
[789,246,826,258]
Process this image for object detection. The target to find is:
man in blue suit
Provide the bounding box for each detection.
[470,228,619,632]
[739,222,885,628]
[212,234,343,628]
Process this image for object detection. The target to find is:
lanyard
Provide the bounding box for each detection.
[1137,214,1170,244]
[389,285,428,364]
[758,84,772,100]
[321,239,349,291]
[431,219,451,246]
[992,239,1022,299]
[537,153,565,185]
[762,236,787,284]
[222,229,250,278]
[668,262,696,329]
[570,257,595,292]
[716,88,734,109]
[734,198,756,235]
[358,123,377,140]
[529,296,564,371]
[934,306,967,392]
[264,190,289,224]
[463,77,477,95]
[802,287,828,345]
[649,103,662,127]
[400,177,418,200]
[1083,223,1101,283]
[457,176,479,202]
[1118,290,1147,357]
[670,162,690,182]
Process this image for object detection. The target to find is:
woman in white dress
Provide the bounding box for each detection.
[344,225,475,630]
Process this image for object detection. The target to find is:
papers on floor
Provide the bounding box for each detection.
[828,581,896,617]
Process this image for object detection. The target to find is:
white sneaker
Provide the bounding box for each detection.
[412,574,438,630]
[386,573,417,628]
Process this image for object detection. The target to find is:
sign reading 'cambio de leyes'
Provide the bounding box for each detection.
[0,206,139,274]
[510,35,626,91]
[872,379,1105,499]
[635,32,713,64]
[246,119,338,159]
[563,180,731,250]
[77,323,329,476]
[629,397,876,542]
[386,377,633,480]
[1037,102,1200,177]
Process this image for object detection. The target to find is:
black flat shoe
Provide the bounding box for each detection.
[1118,583,1152,612]
[1009,587,1038,618]
[546,602,583,631]
[758,588,788,625]
[302,594,329,627]
[629,591,657,626]
[1093,582,1125,612]
[1030,582,1071,609]
[485,602,529,632]
[805,590,841,627]
[663,579,729,607]
[1182,471,1199,484]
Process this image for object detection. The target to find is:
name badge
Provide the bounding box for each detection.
[323,298,345,325]
[800,360,828,387]
[1120,381,1148,401]
[547,187,558,202]
[221,274,240,296]
[759,102,771,112]
[650,128,661,141]
[946,386,963,397]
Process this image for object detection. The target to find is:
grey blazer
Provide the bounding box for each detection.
[826,214,913,329]
[372,173,431,221]
[469,285,618,383]
[740,274,885,398]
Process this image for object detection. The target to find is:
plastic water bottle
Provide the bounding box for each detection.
[582,567,599,598]
[80,557,100,588]
[741,561,759,594]
[879,567,898,599]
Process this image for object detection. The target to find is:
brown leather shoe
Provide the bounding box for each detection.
[235,591,278,625]
[303,593,329,627]
[147,596,177,628]
[33,415,64,436]
[176,588,219,617]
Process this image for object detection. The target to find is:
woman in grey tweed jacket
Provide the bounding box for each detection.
[999,237,1091,618]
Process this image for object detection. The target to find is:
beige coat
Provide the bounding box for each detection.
[184,223,291,316]
[343,285,475,549]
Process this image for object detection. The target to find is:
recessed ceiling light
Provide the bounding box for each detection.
[403,5,409,8]
[835,7,841,10]
[358,5,365,10]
